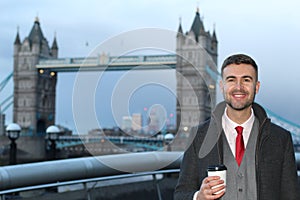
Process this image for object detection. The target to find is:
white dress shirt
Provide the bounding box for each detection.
[222,107,255,157]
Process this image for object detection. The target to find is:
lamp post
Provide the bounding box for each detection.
[6,123,21,165]
[164,133,174,151]
[46,125,60,160]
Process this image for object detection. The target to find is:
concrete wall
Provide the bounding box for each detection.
[0,135,46,165]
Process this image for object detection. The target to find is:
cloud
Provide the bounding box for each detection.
[1,0,300,131]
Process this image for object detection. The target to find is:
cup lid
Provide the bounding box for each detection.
[207,164,227,171]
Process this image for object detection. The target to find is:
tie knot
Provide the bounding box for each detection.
[235,126,244,135]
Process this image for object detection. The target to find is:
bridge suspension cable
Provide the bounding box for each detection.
[266,108,300,129]
[0,94,13,113]
[0,72,13,114]
[265,108,300,143]
[0,72,13,92]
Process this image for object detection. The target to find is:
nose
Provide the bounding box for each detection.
[235,80,244,89]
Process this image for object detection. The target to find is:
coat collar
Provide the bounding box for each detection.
[198,101,269,161]
[212,101,268,126]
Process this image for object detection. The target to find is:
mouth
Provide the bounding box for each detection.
[232,93,247,99]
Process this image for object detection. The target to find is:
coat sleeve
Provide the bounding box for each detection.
[280,131,300,200]
[174,121,218,200]
[174,137,200,200]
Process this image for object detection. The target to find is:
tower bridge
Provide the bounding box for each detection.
[0,9,219,162]
[0,9,299,165]
[11,10,218,138]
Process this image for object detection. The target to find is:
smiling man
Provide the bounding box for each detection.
[174,54,299,200]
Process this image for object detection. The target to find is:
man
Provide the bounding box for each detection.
[174,54,299,200]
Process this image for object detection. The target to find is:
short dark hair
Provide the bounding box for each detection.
[221,54,258,80]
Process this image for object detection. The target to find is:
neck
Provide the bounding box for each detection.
[226,105,252,124]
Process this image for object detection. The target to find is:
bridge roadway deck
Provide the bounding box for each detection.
[36,54,176,72]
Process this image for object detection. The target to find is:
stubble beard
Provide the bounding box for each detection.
[225,89,256,111]
[226,100,253,111]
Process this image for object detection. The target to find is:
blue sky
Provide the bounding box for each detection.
[1,0,300,133]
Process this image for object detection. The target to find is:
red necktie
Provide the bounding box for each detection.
[235,126,245,166]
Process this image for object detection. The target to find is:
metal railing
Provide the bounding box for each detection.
[0,169,179,200]
[0,152,182,199]
[0,151,299,199]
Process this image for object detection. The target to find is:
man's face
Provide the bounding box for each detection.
[219,63,260,111]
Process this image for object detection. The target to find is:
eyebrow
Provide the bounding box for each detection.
[225,75,254,80]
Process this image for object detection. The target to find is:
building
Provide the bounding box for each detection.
[147,105,167,134]
[13,17,58,135]
[121,116,132,132]
[176,8,218,134]
[131,113,142,132]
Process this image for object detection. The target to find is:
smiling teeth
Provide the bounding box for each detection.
[234,94,244,97]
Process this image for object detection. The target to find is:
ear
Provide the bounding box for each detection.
[219,79,224,93]
[255,81,260,94]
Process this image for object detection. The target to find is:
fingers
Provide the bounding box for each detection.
[211,184,225,195]
[197,176,225,200]
[204,176,224,188]
[203,176,219,183]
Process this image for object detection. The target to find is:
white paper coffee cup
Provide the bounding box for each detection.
[207,164,227,194]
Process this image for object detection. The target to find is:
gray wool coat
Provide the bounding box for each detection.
[174,102,300,200]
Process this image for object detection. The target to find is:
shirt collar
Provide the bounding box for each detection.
[222,107,255,133]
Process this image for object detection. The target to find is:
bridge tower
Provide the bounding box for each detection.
[176,8,218,134]
[13,17,58,135]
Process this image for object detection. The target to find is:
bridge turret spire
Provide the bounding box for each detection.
[14,26,21,45]
[51,32,58,58]
[177,17,183,36]
[28,16,44,45]
[190,7,205,42]
[14,26,21,54]
[35,16,40,24]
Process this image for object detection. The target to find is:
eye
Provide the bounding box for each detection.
[243,78,252,82]
[227,78,235,83]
